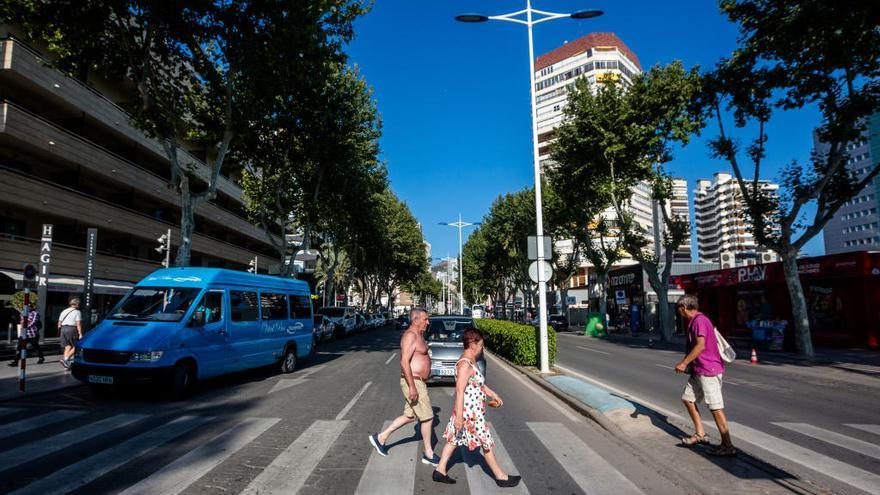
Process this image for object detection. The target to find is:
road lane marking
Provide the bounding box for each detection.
[463,423,529,494]
[486,353,581,423]
[121,417,279,495]
[0,407,23,417]
[355,420,417,495]
[528,422,644,494]
[11,415,210,495]
[845,424,880,436]
[653,363,673,370]
[773,423,880,461]
[0,413,148,471]
[729,422,880,495]
[242,419,349,495]
[554,365,684,422]
[443,387,454,396]
[336,381,372,420]
[268,378,308,395]
[577,346,611,355]
[0,410,85,440]
[385,352,398,365]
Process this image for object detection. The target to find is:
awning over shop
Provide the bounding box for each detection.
[0,269,133,295]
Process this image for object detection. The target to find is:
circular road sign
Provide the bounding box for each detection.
[528,260,553,283]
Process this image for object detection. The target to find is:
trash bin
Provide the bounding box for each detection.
[585,313,606,337]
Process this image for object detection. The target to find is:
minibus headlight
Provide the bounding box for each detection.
[130,351,164,363]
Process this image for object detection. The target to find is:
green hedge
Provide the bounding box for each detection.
[475,319,557,366]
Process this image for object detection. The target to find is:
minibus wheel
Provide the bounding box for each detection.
[169,361,195,399]
[280,345,297,373]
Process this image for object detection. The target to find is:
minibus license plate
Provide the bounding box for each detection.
[88,375,114,385]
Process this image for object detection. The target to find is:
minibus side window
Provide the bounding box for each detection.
[192,290,224,325]
[260,292,288,320]
[230,291,259,322]
[289,295,312,319]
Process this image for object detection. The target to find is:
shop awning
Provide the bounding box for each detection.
[0,269,134,295]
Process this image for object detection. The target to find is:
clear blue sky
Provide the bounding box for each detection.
[345,0,825,261]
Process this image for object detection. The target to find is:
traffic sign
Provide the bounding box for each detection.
[528,260,553,283]
[22,264,36,280]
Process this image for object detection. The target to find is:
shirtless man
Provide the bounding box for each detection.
[369,308,439,466]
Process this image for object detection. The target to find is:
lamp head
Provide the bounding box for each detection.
[570,10,603,19]
[455,13,489,23]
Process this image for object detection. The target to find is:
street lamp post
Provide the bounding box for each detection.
[456,3,602,373]
[440,214,480,315]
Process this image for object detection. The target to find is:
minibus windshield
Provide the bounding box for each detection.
[108,287,200,322]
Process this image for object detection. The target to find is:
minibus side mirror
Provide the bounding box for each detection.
[191,310,206,327]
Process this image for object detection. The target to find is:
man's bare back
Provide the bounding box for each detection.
[403,328,430,380]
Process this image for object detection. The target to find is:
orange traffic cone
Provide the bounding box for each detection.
[750,348,758,365]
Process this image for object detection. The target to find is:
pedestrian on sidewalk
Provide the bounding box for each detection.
[674,294,737,456]
[8,303,44,366]
[368,308,440,466]
[58,298,82,370]
[432,328,521,487]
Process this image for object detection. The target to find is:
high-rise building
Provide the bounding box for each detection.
[820,113,880,254]
[694,172,779,264]
[532,33,656,248]
[0,32,280,330]
[659,178,692,263]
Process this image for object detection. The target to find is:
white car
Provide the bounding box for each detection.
[318,306,357,337]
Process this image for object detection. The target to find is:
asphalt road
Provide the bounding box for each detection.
[555,331,880,495]
[0,325,682,495]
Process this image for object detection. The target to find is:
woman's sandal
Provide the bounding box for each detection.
[680,433,709,446]
[707,445,738,457]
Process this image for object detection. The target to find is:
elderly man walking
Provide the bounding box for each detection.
[368,307,440,466]
[675,294,736,456]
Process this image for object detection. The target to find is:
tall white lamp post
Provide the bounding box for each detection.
[456,3,603,373]
[440,214,480,315]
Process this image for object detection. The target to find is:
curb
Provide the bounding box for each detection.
[486,350,706,495]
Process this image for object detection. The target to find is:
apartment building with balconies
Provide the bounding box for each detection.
[694,172,779,264]
[0,30,282,332]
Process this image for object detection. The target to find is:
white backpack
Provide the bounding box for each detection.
[715,327,736,363]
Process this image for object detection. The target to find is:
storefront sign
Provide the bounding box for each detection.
[82,228,97,331]
[737,265,767,283]
[37,224,52,342]
[609,265,643,290]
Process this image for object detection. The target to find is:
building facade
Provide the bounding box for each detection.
[820,113,880,254]
[666,178,692,263]
[0,31,280,333]
[694,172,779,265]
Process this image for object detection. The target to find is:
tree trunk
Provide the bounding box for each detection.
[597,271,609,329]
[657,289,674,341]
[560,286,569,326]
[174,178,195,267]
[780,250,814,357]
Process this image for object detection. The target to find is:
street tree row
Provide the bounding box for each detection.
[467,0,879,356]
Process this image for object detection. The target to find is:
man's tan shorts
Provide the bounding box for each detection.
[682,373,724,410]
[400,377,433,421]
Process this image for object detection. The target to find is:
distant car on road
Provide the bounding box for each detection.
[531,314,569,332]
[318,306,357,338]
[313,314,334,343]
[472,304,485,319]
[423,316,486,383]
[396,314,410,330]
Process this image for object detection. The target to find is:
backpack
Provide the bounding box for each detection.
[715,327,736,363]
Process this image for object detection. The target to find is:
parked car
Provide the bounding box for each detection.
[396,314,410,330]
[364,314,377,329]
[355,312,366,332]
[73,268,314,398]
[318,306,357,338]
[373,313,386,327]
[313,314,334,343]
[472,305,485,319]
[423,316,486,383]
[549,314,569,332]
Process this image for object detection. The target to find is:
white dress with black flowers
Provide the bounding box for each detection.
[442,358,494,452]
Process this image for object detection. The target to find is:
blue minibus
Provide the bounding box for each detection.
[72,268,314,397]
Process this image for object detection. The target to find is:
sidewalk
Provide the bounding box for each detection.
[0,353,81,402]
[566,326,880,374]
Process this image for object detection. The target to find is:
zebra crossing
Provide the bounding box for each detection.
[0,404,878,494]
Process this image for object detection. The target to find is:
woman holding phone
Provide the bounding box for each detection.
[432,328,521,487]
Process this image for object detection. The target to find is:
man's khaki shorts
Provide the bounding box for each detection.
[400,377,433,421]
[682,374,724,410]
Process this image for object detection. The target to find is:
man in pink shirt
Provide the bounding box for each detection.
[674,294,736,456]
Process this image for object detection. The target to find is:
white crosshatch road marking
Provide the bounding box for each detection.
[462,423,529,495]
[120,417,279,495]
[0,410,86,440]
[355,420,418,495]
[773,422,880,461]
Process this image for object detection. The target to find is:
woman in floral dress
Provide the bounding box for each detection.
[432,328,521,488]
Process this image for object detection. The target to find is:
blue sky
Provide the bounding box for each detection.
[345,0,825,261]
